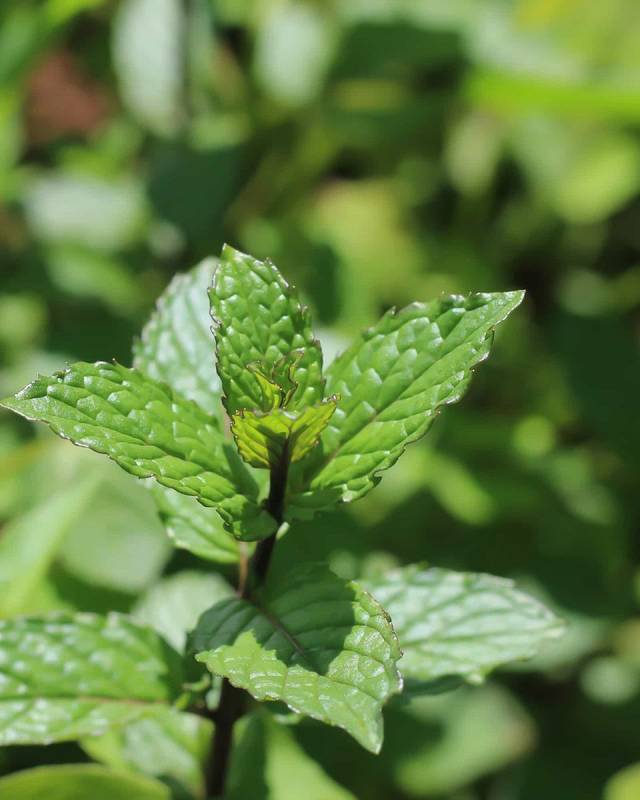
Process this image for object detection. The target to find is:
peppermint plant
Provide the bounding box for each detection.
[0,246,564,799]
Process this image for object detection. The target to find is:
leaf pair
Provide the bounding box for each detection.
[186,562,564,751]
[0,245,524,547]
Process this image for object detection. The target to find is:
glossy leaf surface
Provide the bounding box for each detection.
[191,564,401,752]
[291,292,524,512]
[210,245,324,414]
[365,566,564,685]
[0,361,274,540]
[231,398,337,469]
[0,614,183,745]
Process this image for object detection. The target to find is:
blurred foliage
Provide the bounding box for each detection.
[0,1,639,798]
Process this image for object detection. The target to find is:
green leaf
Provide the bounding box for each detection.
[0,764,170,800]
[133,570,233,652]
[229,712,356,800]
[0,475,102,617]
[133,257,222,418]
[387,684,534,796]
[231,398,337,469]
[291,291,525,513]
[210,244,324,415]
[83,712,212,798]
[605,763,640,800]
[0,614,184,745]
[151,484,240,563]
[113,0,185,137]
[364,566,564,685]
[0,361,275,541]
[191,564,401,753]
[57,458,171,594]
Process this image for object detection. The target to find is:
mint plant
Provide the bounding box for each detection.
[0,246,564,799]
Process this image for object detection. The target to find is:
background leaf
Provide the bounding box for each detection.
[133,257,222,418]
[0,764,170,800]
[133,570,233,653]
[83,712,212,798]
[365,565,564,685]
[229,712,356,800]
[0,614,183,745]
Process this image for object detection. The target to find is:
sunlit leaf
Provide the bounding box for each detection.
[209,245,324,415]
[133,258,222,418]
[0,361,275,541]
[231,398,337,469]
[0,614,183,745]
[0,764,170,800]
[365,566,564,685]
[291,291,524,514]
[190,564,402,753]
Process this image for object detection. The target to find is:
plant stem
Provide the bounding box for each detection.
[204,448,289,798]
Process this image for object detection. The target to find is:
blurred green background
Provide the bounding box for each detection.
[1,1,640,799]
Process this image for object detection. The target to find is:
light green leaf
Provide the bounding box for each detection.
[389,684,534,796]
[364,566,564,686]
[210,244,324,415]
[231,398,337,469]
[83,711,212,797]
[605,763,640,800]
[0,361,275,541]
[0,764,170,800]
[291,291,524,513]
[229,712,356,800]
[113,0,184,136]
[191,564,402,753]
[0,475,102,617]
[24,173,146,252]
[133,258,222,418]
[58,458,171,593]
[151,484,240,563]
[134,570,233,653]
[0,614,183,745]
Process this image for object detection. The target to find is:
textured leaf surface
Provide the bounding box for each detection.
[0,764,170,800]
[232,399,337,469]
[210,245,324,414]
[83,711,212,797]
[133,258,221,417]
[191,564,401,752]
[0,361,275,540]
[151,485,240,563]
[0,614,184,745]
[291,292,524,512]
[365,566,564,685]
